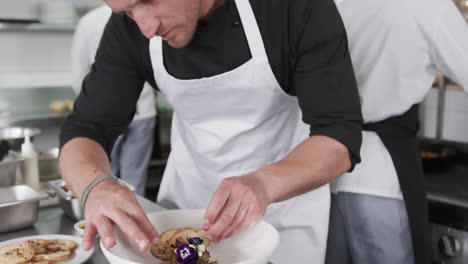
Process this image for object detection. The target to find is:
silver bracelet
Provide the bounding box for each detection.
[80,174,118,210]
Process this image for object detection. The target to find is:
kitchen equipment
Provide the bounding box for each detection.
[39,0,78,24]
[420,139,458,170]
[48,178,136,221]
[0,127,41,151]
[101,209,280,264]
[48,179,83,221]
[424,139,468,263]
[420,77,459,169]
[0,0,39,21]
[38,148,60,182]
[0,185,49,233]
[0,140,9,161]
[429,201,468,264]
[73,220,86,236]
[0,151,23,187]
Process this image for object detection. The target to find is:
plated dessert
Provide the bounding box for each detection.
[151,227,219,264]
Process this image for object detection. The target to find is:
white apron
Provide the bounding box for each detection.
[149,0,329,262]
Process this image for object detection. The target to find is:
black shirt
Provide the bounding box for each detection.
[61,0,363,168]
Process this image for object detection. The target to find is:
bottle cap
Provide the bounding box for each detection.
[21,130,35,154]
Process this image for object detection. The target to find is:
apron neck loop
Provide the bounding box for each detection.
[234,0,269,63]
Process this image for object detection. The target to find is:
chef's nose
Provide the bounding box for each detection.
[130,7,161,39]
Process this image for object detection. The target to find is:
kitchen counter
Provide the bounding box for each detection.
[0,195,165,263]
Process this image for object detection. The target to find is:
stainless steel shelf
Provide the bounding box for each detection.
[0,22,75,32]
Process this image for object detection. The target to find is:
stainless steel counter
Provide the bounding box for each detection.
[0,195,165,263]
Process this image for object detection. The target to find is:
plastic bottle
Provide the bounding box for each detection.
[20,130,40,189]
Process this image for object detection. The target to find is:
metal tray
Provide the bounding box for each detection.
[48,179,83,220]
[48,178,136,221]
[0,185,49,233]
[0,151,23,187]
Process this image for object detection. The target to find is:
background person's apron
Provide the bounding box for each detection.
[364,104,430,264]
[148,0,330,262]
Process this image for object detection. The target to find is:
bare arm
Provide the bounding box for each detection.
[256,135,350,204]
[59,138,110,197]
[59,138,159,251]
[204,136,350,241]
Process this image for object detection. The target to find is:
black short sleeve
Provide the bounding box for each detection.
[293,0,363,170]
[60,14,148,157]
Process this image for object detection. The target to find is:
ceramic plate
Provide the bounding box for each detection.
[0,234,94,264]
[101,209,279,264]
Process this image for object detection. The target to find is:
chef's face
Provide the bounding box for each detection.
[105,0,207,48]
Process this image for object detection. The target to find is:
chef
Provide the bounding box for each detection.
[326,0,468,263]
[58,0,362,262]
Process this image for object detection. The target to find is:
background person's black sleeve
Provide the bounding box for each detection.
[60,14,149,157]
[294,0,363,170]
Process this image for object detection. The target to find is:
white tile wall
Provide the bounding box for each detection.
[0,0,101,89]
[0,30,74,88]
[420,88,468,143]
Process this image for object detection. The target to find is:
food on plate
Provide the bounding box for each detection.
[77,221,85,229]
[34,250,71,261]
[0,241,35,264]
[32,260,51,264]
[46,239,77,252]
[0,239,78,264]
[151,227,219,264]
[26,240,49,254]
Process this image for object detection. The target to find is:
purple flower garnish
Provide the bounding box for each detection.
[176,242,199,264]
[188,237,204,246]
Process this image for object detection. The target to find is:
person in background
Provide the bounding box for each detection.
[71,5,157,196]
[60,0,363,262]
[327,0,468,263]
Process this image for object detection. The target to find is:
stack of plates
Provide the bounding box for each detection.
[39,0,77,24]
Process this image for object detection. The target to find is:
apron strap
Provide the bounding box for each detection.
[234,0,269,63]
[363,104,431,264]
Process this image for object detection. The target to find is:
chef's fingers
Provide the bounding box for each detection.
[218,201,249,241]
[107,207,150,251]
[204,180,233,230]
[94,216,115,249]
[223,209,258,240]
[82,221,98,250]
[123,200,160,244]
[206,193,242,242]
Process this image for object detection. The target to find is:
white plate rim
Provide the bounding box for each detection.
[0,234,94,264]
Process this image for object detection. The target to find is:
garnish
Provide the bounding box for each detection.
[175,242,199,264]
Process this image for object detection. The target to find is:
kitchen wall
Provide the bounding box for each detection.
[420,88,468,143]
[0,0,101,89]
[0,1,467,145]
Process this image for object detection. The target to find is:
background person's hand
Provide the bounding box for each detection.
[203,174,271,242]
[81,181,160,251]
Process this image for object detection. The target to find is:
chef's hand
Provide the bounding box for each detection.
[203,174,271,242]
[81,181,159,251]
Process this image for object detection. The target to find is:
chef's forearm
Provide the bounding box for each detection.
[254,135,351,204]
[59,137,112,199]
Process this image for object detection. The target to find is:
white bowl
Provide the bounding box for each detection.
[101,209,279,264]
[74,220,86,236]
